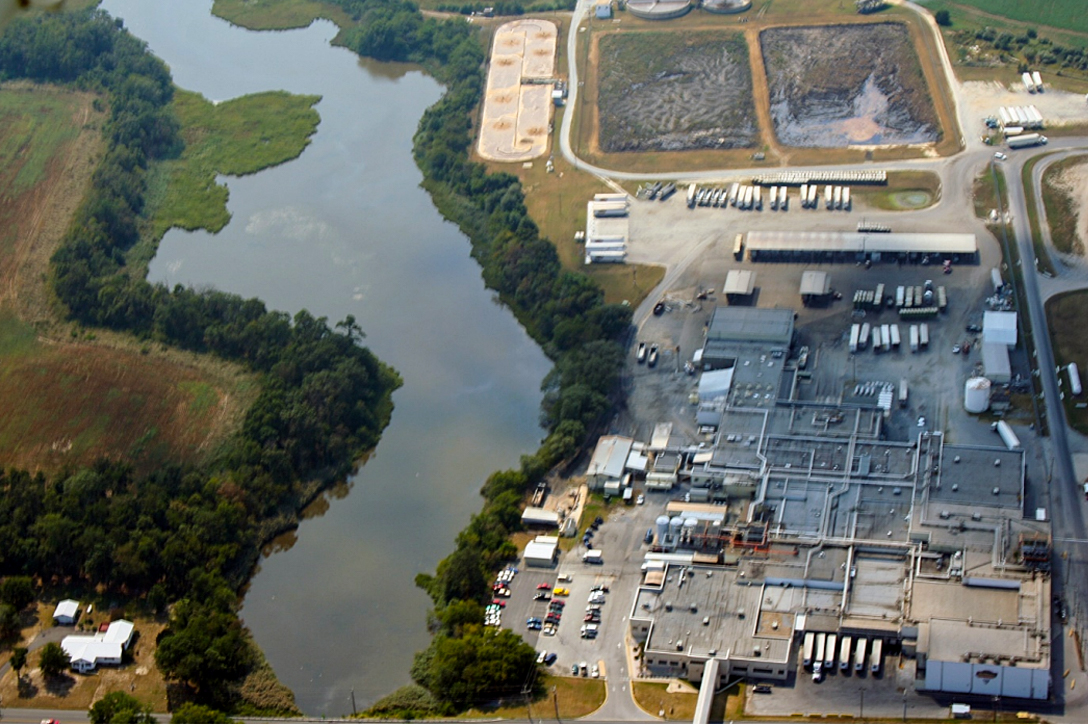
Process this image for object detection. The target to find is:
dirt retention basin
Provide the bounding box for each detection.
[596,31,757,153]
[760,23,939,148]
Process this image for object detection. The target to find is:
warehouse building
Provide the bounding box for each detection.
[799,270,831,306]
[723,270,756,304]
[744,231,978,264]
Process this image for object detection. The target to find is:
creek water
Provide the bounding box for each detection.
[98,0,551,715]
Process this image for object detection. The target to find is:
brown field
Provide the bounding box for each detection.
[571,3,961,171]
[0,83,255,475]
[1047,290,1088,435]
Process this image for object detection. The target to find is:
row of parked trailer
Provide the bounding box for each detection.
[802,632,882,680]
[852,282,948,313]
[998,105,1044,131]
[686,183,788,211]
[798,184,851,210]
[850,322,930,353]
[1022,70,1044,94]
[752,170,886,185]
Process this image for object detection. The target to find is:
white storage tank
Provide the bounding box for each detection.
[1070,363,1083,396]
[669,516,684,539]
[656,515,670,542]
[684,517,698,537]
[964,377,992,413]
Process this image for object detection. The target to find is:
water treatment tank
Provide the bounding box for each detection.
[669,516,684,539]
[964,377,992,414]
[656,515,670,542]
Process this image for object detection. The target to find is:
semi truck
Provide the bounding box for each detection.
[770,185,778,210]
[753,185,762,210]
[870,639,883,674]
[778,187,788,211]
[825,185,834,210]
[889,324,901,349]
[849,324,861,353]
[800,184,809,208]
[900,378,909,407]
[843,186,851,210]
[880,324,892,352]
[583,549,603,564]
[854,638,867,672]
[909,325,919,353]
[859,323,871,350]
[1008,133,1048,149]
[686,183,698,208]
[833,186,842,209]
[802,632,815,668]
[813,633,826,679]
[919,323,929,348]
[839,636,852,671]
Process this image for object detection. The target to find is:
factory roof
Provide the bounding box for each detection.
[933,445,1024,510]
[723,270,756,296]
[707,307,794,345]
[587,435,633,480]
[799,270,830,296]
[746,231,977,255]
[982,342,1012,381]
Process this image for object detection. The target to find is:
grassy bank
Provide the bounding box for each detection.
[1046,290,1088,434]
[1041,155,1088,255]
[459,675,605,720]
[854,170,942,211]
[632,681,698,721]
[212,0,354,29]
[131,89,320,271]
[1021,153,1059,276]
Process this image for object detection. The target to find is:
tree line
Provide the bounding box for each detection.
[320,0,633,714]
[0,9,400,713]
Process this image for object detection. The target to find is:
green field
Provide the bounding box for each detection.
[0,88,83,200]
[930,0,1088,36]
[133,90,320,268]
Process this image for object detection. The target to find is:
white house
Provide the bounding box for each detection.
[53,599,80,625]
[61,619,135,674]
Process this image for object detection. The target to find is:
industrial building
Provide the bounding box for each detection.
[523,535,559,568]
[744,231,978,264]
[586,435,635,490]
[799,270,831,306]
[624,305,1050,703]
[723,270,756,303]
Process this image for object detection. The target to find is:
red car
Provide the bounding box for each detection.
[536,582,551,590]
[491,599,506,608]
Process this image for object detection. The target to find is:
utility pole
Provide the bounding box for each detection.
[350,688,357,716]
[552,685,560,722]
[858,688,864,719]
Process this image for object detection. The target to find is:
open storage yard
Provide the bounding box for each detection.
[760,23,939,148]
[596,31,757,153]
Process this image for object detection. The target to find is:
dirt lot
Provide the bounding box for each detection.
[1042,155,1088,256]
[596,30,757,153]
[760,23,939,148]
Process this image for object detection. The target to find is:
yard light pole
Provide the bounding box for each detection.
[858,688,864,719]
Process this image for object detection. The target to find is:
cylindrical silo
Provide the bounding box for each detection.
[656,515,670,542]
[964,377,992,414]
[669,516,684,539]
[684,517,698,536]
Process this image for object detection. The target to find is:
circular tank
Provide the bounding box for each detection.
[669,516,684,538]
[964,377,992,414]
[656,515,670,541]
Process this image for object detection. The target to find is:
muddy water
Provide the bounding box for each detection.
[99,0,551,716]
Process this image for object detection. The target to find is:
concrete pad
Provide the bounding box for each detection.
[477,19,557,163]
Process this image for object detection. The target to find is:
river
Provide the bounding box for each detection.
[98,0,552,716]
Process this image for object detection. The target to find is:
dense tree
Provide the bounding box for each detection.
[0,576,35,611]
[89,691,156,724]
[155,599,255,701]
[935,9,950,26]
[9,646,27,680]
[170,703,231,723]
[38,641,69,678]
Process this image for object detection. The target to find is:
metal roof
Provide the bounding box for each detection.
[723,270,756,296]
[707,307,794,345]
[982,342,1012,382]
[587,435,634,480]
[983,311,1018,347]
[799,270,830,295]
[746,231,977,255]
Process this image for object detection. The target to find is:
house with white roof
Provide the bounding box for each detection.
[61,620,135,673]
[53,599,80,625]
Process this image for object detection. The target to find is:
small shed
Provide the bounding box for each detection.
[524,536,559,568]
[723,270,756,303]
[982,342,1012,384]
[53,599,80,625]
[595,0,612,17]
[799,270,831,306]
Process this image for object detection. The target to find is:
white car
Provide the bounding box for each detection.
[537,650,547,664]
[636,494,645,505]
[590,664,600,678]
[994,152,1007,160]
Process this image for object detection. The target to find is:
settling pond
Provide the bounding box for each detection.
[99,0,552,716]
